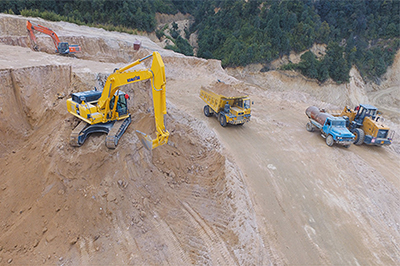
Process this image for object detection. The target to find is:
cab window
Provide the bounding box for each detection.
[236,99,243,108]
[244,99,250,109]
[110,96,116,110]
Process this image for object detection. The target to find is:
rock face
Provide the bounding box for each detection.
[0,65,71,149]
[0,14,399,266]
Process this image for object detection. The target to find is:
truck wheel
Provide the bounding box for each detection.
[219,114,227,127]
[326,135,334,147]
[306,122,314,132]
[203,105,212,117]
[353,128,365,145]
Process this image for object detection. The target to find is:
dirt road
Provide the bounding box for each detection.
[167,73,400,265]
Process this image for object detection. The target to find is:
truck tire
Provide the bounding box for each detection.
[219,114,227,127]
[353,128,365,145]
[306,122,314,132]
[326,135,334,147]
[203,105,212,117]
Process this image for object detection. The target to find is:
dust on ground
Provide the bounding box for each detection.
[1,14,400,265]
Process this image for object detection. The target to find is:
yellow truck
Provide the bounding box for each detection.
[200,88,252,126]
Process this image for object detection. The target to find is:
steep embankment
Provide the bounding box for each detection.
[0,14,164,63]
[0,41,266,265]
[0,65,71,152]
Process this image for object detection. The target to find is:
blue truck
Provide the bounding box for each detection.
[305,106,355,147]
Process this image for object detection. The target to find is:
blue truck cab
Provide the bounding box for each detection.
[306,106,355,147]
[321,117,355,147]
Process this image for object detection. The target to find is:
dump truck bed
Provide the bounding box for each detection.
[200,88,249,113]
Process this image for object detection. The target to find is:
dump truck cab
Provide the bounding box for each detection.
[221,96,252,125]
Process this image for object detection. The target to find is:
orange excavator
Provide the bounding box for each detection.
[26,20,81,55]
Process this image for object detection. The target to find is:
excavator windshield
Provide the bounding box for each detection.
[58,42,69,54]
[110,92,128,116]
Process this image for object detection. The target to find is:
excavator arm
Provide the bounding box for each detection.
[97,51,169,150]
[26,21,39,50]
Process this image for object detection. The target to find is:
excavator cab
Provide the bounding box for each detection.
[57,42,69,54]
[110,92,129,117]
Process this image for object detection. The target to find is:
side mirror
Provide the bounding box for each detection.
[252,101,254,105]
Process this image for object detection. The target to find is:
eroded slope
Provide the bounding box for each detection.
[0,53,266,265]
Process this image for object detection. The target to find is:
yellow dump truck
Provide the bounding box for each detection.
[200,88,252,126]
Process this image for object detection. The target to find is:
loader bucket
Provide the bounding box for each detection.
[136,130,153,150]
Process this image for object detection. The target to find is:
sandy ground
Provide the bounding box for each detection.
[1,14,400,265]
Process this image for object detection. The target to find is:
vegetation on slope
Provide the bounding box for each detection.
[1,0,399,84]
[191,0,399,83]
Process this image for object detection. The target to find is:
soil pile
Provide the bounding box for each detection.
[0,15,265,265]
[201,81,249,98]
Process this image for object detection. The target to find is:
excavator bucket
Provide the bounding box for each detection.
[136,130,154,150]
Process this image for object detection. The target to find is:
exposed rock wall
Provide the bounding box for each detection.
[0,65,71,154]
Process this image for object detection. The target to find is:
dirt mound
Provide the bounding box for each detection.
[0,56,265,265]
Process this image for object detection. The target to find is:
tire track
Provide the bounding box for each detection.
[149,213,192,265]
[369,86,400,114]
[180,201,238,266]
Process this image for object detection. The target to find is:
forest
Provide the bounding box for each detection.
[1,0,399,84]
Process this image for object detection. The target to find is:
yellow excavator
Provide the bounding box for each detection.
[66,51,169,150]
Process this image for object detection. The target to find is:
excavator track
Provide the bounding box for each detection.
[69,117,131,149]
[70,121,89,147]
[105,115,132,149]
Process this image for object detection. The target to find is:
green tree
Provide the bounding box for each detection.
[317,59,330,82]
[325,42,350,83]
[298,51,318,79]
